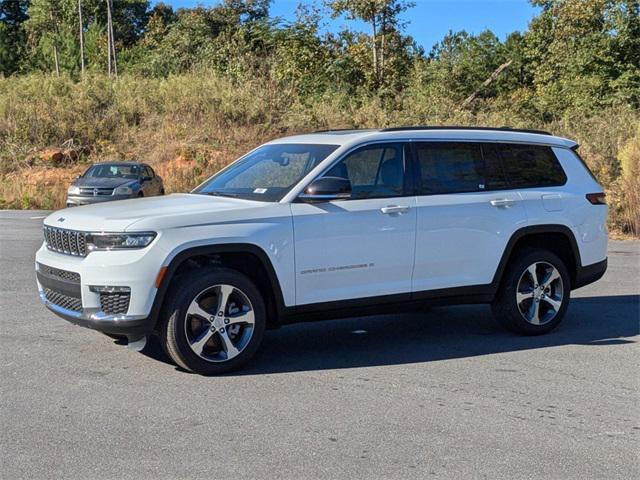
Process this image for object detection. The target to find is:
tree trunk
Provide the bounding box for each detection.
[380,14,386,85]
[371,16,378,87]
[461,60,513,108]
[49,10,60,76]
[78,0,85,73]
[53,44,60,76]
[106,0,111,75]
[109,0,117,77]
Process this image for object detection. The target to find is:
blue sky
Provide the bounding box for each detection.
[156,1,540,51]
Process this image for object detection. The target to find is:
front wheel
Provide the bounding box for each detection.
[159,268,266,375]
[491,248,570,335]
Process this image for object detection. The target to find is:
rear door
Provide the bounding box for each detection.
[410,142,528,293]
[291,143,417,306]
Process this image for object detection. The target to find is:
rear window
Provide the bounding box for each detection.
[497,144,567,188]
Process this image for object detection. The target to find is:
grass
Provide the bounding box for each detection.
[0,72,638,236]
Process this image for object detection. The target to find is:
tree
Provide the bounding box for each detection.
[326,0,414,89]
[525,0,640,114]
[0,0,30,75]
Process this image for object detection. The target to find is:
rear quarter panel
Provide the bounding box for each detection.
[519,147,607,267]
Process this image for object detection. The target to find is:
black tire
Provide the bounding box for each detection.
[137,192,144,197]
[158,267,266,375]
[491,248,571,335]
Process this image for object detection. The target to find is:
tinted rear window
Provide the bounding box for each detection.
[414,142,508,194]
[498,144,567,188]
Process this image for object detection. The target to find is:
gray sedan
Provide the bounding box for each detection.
[66,162,164,207]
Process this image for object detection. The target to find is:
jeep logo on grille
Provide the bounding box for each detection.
[93,188,99,197]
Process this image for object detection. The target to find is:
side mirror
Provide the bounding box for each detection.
[299,176,351,202]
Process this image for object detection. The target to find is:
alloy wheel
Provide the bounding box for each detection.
[184,284,255,362]
[516,261,564,326]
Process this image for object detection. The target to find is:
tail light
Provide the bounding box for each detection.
[586,192,606,205]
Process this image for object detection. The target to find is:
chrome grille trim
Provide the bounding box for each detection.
[78,187,114,196]
[43,226,88,257]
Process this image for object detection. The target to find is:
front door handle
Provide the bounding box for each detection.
[381,205,410,215]
[490,198,516,208]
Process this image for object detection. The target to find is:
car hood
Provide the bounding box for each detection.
[73,177,136,188]
[44,194,277,232]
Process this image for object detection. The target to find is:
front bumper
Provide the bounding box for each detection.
[66,194,132,207]
[39,289,150,337]
[35,241,168,337]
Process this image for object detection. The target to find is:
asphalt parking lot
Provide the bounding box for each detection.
[1,210,638,479]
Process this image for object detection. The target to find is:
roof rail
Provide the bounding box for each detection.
[380,125,553,136]
[312,128,377,134]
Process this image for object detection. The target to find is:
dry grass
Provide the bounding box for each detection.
[0,72,638,237]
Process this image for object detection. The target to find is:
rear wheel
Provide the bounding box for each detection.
[159,268,266,375]
[492,248,570,335]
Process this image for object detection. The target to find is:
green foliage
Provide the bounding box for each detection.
[1,0,639,231]
[0,0,30,75]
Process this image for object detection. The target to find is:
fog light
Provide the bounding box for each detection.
[89,286,131,294]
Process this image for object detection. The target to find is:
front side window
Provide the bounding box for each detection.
[498,144,567,188]
[415,142,508,194]
[194,143,339,202]
[323,143,405,199]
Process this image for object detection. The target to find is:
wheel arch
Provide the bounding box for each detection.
[149,243,286,331]
[492,225,582,290]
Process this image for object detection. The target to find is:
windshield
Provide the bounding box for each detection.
[194,143,339,201]
[84,164,140,179]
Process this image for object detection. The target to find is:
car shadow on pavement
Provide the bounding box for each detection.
[141,294,639,375]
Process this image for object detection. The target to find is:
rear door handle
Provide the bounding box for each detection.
[381,205,410,215]
[490,198,516,208]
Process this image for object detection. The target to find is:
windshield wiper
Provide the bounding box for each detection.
[203,191,241,198]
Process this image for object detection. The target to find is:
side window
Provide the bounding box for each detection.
[498,144,567,188]
[146,166,156,178]
[415,142,507,194]
[324,143,405,199]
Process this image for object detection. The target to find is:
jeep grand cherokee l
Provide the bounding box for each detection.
[36,127,608,375]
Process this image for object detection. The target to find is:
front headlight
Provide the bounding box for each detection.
[67,185,80,195]
[86,232,156,251]
[113,185,133,196]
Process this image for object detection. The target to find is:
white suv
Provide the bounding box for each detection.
[36,127,608,374]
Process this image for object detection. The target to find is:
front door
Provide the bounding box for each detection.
[291,143,417,306]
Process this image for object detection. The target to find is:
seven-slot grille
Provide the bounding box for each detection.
[43,226,88,256]
[99,292,130,315]
[78,186,114,196]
